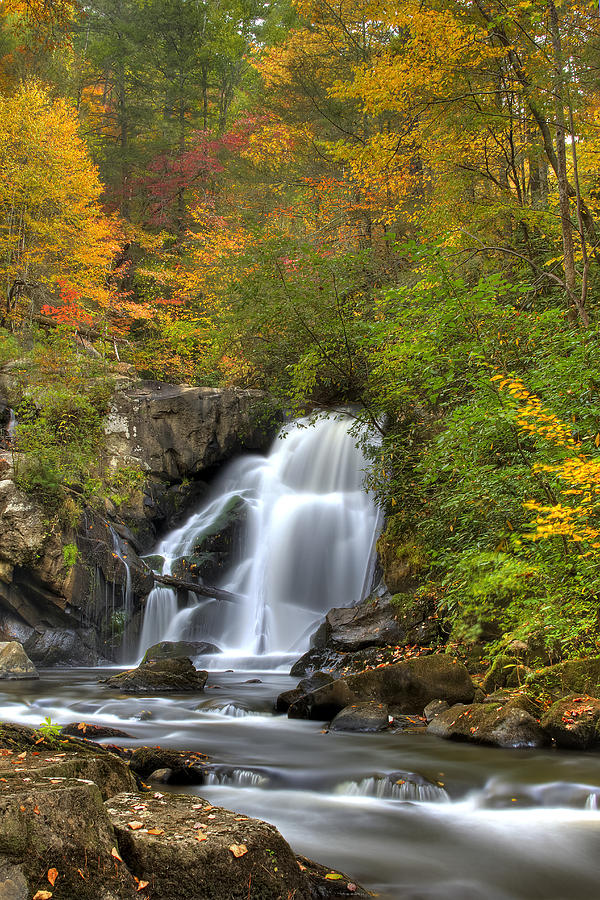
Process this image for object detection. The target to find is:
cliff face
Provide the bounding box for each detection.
[0,381,278,664]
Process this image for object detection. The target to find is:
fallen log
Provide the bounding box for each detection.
[150,571,240,605]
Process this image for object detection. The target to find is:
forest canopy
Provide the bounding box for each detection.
[3,0,600,664]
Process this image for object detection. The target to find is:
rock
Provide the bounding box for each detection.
[106,791,313,900]
[276,671,335,712]
[0,642,37,680]
[482,654,530,693]
[316,591,438,653]
[149,767,173,783]
[23,627,98,667]
[330,702,390,733]
[60,723,134,740]
[541,695,600,750]
[129,747,209,784]
[427,701,548,749]
[291,588,440,677]
[142,640,221,663]
[105,381,277,483]
[424,699,449,723]
[298,855,370,897]
[289,655,474,721]
[105,657,208,693]
[526,657,600,701]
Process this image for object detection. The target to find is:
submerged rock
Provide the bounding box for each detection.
[105,657,208,693]
[427,701,548,749]
[330,702,390,733]
[129,747,209,784]
[275,671,335,713]
[541,695,600,750]
[0,642,37,680]
[289,655,474,721]
[142,640,221,664]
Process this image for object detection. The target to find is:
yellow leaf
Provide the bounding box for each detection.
[33,893,52,900]
[229,844,248,857]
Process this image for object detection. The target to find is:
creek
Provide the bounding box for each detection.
[1,669,600,899]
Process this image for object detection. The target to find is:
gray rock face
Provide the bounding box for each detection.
[427,701,548,749]
[142,640,221,664]
[330,702,390,733]
[275,671,335,713]
[105,381,276,481]
[541,695,600,750]
[424,699,449,723]
[105,657,208,693]
[0,642,37,680]
[289,655,474,721]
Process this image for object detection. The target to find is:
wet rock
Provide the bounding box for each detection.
[289,656,474,721]
[60,722,134,740]
[142,640,221,663]
[0,642,37,680]
[105,657,208,693]
[149,767,173,783]
[526,657,600,701]
[541,695,600,750]
[276,671,335,713]
[427,701,548,749]
[245,678,262,684]
[298,856,370,897]
[424,699,449,723]
[129,747,209,784]
[23,627,98,667]
[330,702,390,733]
[106,791,313,900]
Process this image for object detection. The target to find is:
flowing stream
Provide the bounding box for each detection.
[2,670,600,899]
[137,414,381,661]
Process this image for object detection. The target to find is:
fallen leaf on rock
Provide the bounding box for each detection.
[154,793,164,799]
[195,834,208,842]
[34,806,41,815]
[33,892,52,900]
[77,869,86,880]
[111,847,124,862]
[146,828,164,835]
[325,873,343,880]
[47,869,58,887]
[137,881,149,891]
[127,821,144,830]
[229,844,248,857]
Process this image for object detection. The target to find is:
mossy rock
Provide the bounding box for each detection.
[482,655,530,693]
[526,657,600,702]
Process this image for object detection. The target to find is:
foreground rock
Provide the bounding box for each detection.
[105,658,208,693]
[289,655,474,721]
[330,702,389,733]
[427,700,548,749]
[142,640,221,663]
[0,722,367,899]
[0,641,37,679]
[541,695,600,750]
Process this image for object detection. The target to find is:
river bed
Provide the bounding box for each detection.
[1,667,600,899]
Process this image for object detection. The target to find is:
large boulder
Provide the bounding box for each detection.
[541,695,600,750]
[105,658,208,693]
[0,642,37,680]
[289,655,474,720]
[106,791,313,900]
[275,672,335,713]
[23,628,98,667]
[129,747,210,785]
[427,700,548,749]
[142,640,221,664]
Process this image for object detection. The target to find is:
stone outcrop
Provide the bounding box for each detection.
[329,702,390,733]
[0,642,37,679]
[142,640,221,664]
[105,658,208,693]
[541,695,600,750]
[288,655,474,721]
[427,699,548,749]
[525,657,600,701]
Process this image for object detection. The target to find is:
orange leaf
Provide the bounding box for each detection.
[33,893,52,900]
[146,828,164,835]
[229,844,248,857]
[47,868,58,886]
[127,821,144,830]
[111,847,123,862]
[195,834,208,842]
[137,881,150,892]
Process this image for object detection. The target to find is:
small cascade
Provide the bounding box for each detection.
[109,527,135,660]
[208,702,257,718]
[6,409,15,445]
[335,774,450,804]
[137,414,381,659]
[203,766,269,788]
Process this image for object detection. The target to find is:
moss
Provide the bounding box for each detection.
[526,656,600,703]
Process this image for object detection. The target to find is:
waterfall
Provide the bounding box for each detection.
[137,413,381,659]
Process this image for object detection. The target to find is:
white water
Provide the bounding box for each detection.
[137,414,381,659]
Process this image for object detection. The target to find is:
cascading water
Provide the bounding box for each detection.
[137,414,381,660]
